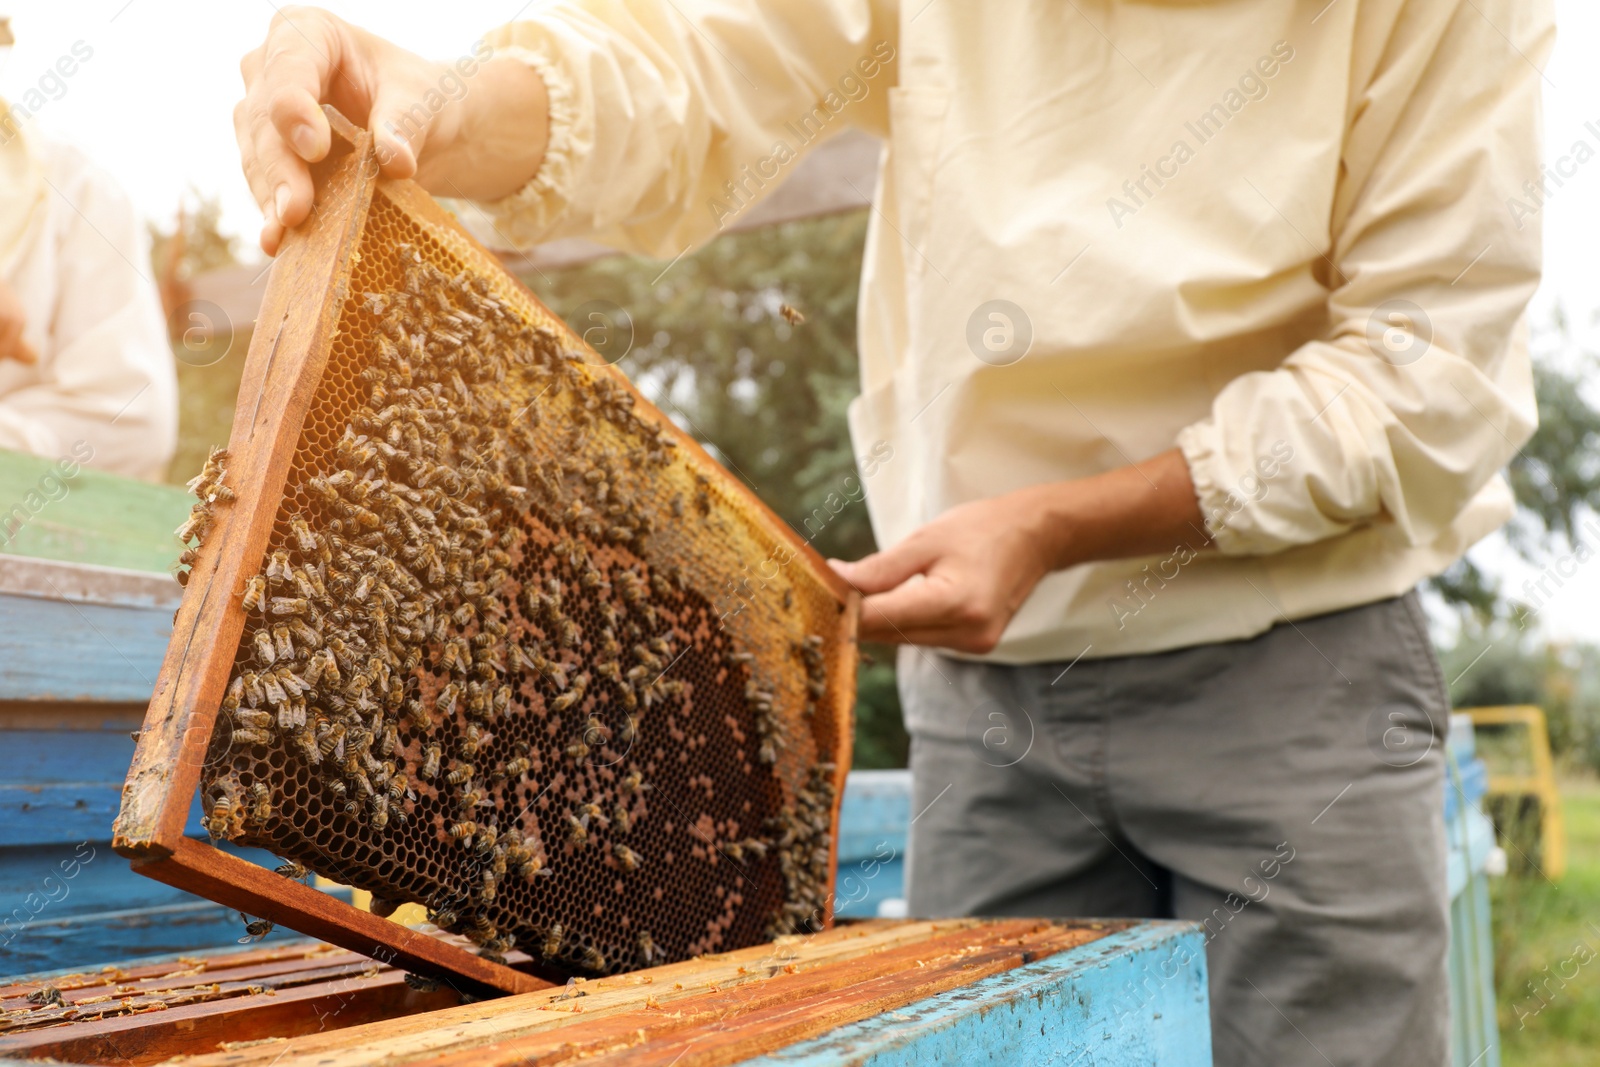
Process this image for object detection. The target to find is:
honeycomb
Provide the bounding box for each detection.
[183,186,853,980]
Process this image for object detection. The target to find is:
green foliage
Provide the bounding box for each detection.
[148,191,239,283]
[1441,624,1600,773]
[520,211,906,768]
[1492,774,1600,1066]
[1432,310,1600,622]
[521,211,877,565]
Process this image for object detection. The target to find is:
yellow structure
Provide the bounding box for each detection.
[1462,706,1566,879]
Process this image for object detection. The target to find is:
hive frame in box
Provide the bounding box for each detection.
[112,109,858,997]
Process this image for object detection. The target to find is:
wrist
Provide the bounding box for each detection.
[417,56,550,200]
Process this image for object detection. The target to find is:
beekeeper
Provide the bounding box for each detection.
[235,3,1550,1063]
[0,21,177,481]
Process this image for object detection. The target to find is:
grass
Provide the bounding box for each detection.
[1495,771,1600,1065]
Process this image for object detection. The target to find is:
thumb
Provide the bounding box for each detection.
[829,537,938,595]
[368,82,427,179]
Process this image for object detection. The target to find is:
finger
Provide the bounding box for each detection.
[9,337,38,365]
[829,538,939,596]
[366,80,426,178]
[856,575,967,638]
[243,17,337,233]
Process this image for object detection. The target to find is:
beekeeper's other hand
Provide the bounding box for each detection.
[236,6,548,255]
[0,280,37,365]
[829,449,1209,654]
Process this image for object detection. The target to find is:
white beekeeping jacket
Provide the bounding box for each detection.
[464,0,1551,661]
[0,124,177,482]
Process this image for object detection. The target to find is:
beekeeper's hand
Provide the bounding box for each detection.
[829,449,1209,654]
[236,6,548,255]
[0,280,37,365]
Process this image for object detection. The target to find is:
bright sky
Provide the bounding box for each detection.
[3,1,1598,641]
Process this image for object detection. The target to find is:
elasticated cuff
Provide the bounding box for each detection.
[466,42,582,250]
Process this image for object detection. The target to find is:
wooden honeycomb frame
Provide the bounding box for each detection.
[113,111,858,996]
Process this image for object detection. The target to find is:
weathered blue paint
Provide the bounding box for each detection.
[834,770,910,919]
[1445,723,1501,1067]
[0,593,172,702]
[746,922,1211,1067]
[0,840,338,976]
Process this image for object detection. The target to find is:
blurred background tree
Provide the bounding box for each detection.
[520,210,908,769]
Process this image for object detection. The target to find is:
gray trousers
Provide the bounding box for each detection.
[901,591,1450,1067]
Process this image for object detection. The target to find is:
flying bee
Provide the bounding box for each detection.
[242,575,267,613]
[238,913,274,943]
[613,844,642,871]
[581,946,606,972]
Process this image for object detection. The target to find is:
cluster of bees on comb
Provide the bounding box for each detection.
[179,240,839,977]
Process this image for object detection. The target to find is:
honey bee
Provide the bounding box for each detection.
[403,972,442,992]
[272,624,295,662]
[612,844,642,871]
[242,575,267,613]
[317,722,346,759]
[252,629,276,667]
[233,727,273,746]
[270,597,310,616]
[420,743,442,780]
[779,303,805,326]
[290,516,318,554]
[565,737,590,762]
[238,913,274,943]
[500,756,530,779]
[479,868,498,903]
[369,794,389,830]
[445,762,475,786]
[27,986,65,1008]
[275,860,308,881]
[223,675,245,712]
[448,820,478,844]
[612,804,632,834]
[637,931,657,965]
[565,812,589,846]
[541,923,564,958]
[620,770,649,795]
[266,550,292,581]
[581,946,606,972]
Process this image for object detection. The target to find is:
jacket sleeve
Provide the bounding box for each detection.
[0,149,178,481]
[1176,0,1553,555]
[462,0,898,258]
